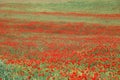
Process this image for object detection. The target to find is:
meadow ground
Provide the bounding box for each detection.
[0,0,120,80]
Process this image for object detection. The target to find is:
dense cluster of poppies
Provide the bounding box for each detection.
[0,19,120,80]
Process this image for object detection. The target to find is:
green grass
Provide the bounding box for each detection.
[0,0,120,13]
[0,0,119,26]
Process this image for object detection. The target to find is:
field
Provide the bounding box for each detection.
[0,0,120,80]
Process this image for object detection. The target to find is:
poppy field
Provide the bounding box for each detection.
[0,0,120,80]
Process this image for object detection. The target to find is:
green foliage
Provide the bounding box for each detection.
[0,60,12,80]
[0,0,119,13]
